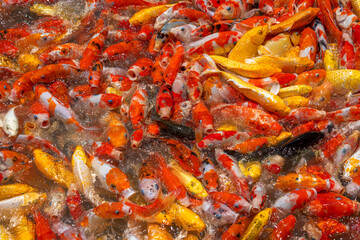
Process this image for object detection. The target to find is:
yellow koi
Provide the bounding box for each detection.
[10,215,35,240]
[228,25,269,62]
[214,70,290,116]
[283,96,309,109]
[169,161,208,199]
[130,4,174,26]
[351,0,360,17]
[241,208,272,240]
[246,56,314,74]
[147,223,173,240]
[325,69,360,95]
[290,32,301,46]
[261,33,293,57]
[34,149,75,188]
[169,202,206,232]
[324,44,339,71]
[285,46,300,58]
[18,53,42,72]
[269,8,320,35]
[0,184,36,201]
[147,209,175,225]
[0,225,14,240]
[210,55,281,78]
[105,86,122,96]
[239,161,262,183]
[278,85,313,98]
[0,192,46,220]
[266,131,293,146]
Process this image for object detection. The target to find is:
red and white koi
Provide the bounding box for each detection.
[273,188,317,213]
[130,128,144,149]
[29,101,50,129]
[210,191,252,213]
[333,130,359,166]
[201,157,219,192]
[156,85,173,120]
[127,58,153,81]
[92,141,123,161]
[139,158,161,203]
[197,131,250,149]
[80,93,123,111]
[91,156,135,198]
[188,31,243,56]
[250,182,267,211]
[334,6,359,30]
[192,101,214,134]
[130,86,149,129]
[215,149,249,199]
[299,27,317,63]
[339,33,355,69]
[35,85,90,132]
[40,43,85,64]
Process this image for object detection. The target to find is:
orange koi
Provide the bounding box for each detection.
[34,211,57,240]
[49,80,70,107]
[88,61,103,94]
[269,215,296,240]
[79,29,108,69]
[164,41,184,87]
[103,40,142,62]
[159,137,201,177]
[306,192,359,218]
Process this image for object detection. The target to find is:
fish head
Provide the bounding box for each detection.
[250,25,269,46]
[213,2,241,21]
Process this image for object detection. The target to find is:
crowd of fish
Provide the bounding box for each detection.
[3,0,360,239]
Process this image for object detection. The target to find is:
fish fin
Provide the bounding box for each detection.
[244,58,256,64]
[125,190,177,219]
[269,82,280,95]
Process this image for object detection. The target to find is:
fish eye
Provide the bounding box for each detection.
[34,115,38,120]
[3,85,6,89]
[315,73,320,77]
[21,90,24,94]
[258,30,263,34]
[13,157,17,162]
[43,37,47,41]
[108,99,113,105]
[114,210,120,214]
[226,6,231,11]
[181,27,185,31]
[124,133,127,138]
[264,18,268,23]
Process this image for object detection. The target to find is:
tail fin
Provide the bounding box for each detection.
[124,190,177,219]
